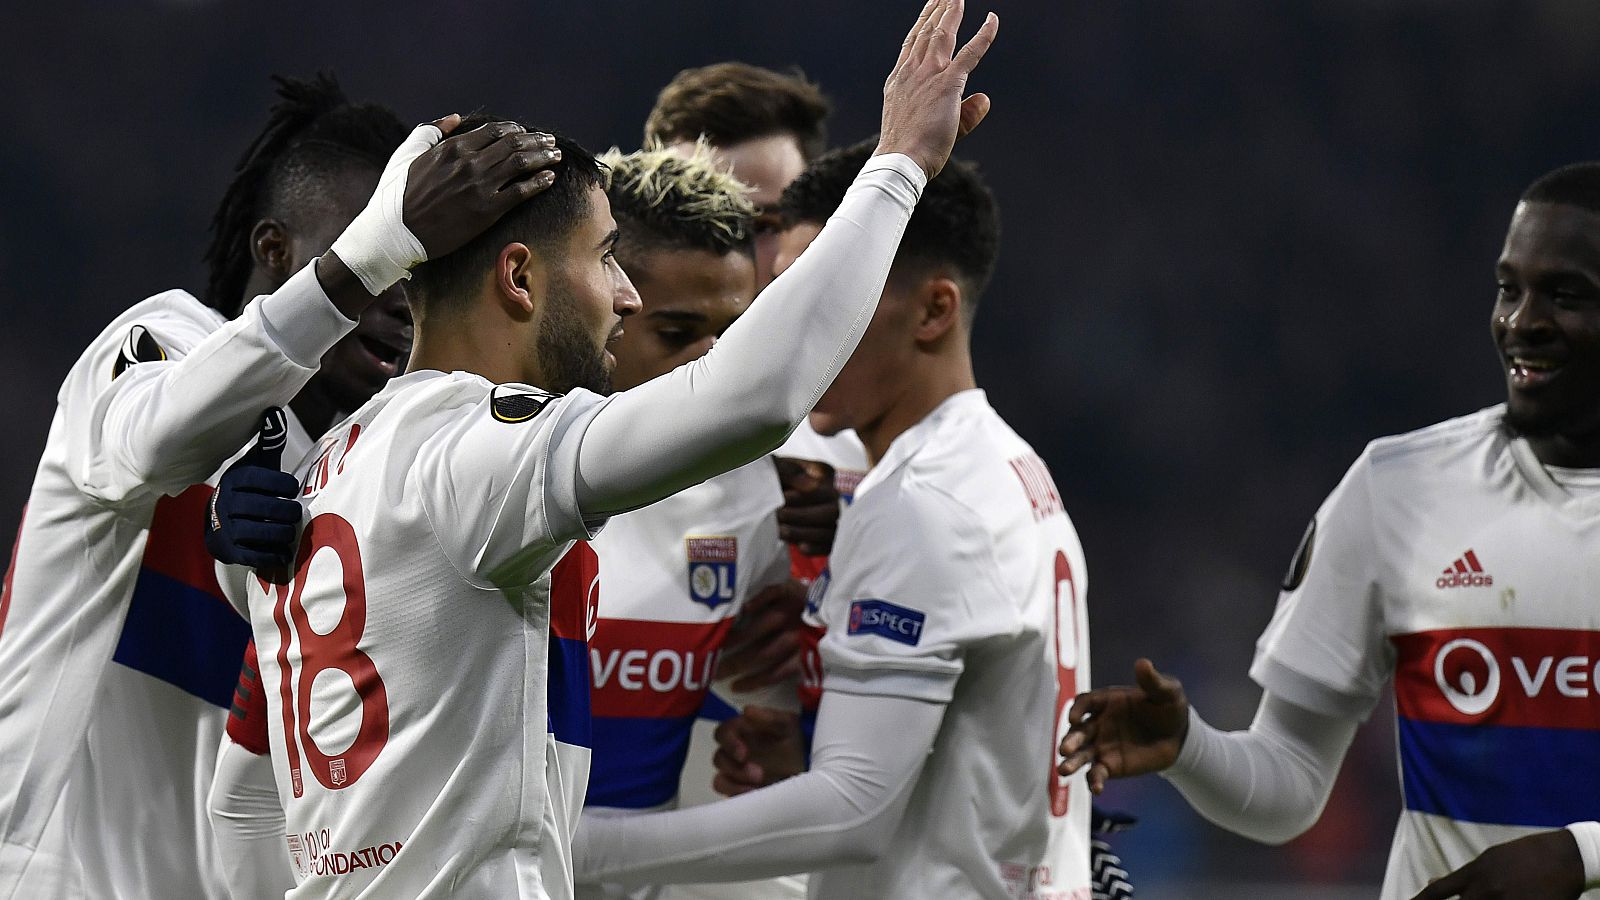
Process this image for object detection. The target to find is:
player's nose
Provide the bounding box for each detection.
[614,271,642,318]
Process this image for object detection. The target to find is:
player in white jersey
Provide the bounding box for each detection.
[237,7,998,897]
[644,64,869,800]
[574,145,811,900]
[1059,161,1600,899]
[0,74,513,900]
[575,126,1093,900]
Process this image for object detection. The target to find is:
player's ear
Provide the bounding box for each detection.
[494,242,543,323]
[249,220,291,278]
[913,275,962,343]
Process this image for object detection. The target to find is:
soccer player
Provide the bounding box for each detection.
[578,144,811,900]
[573,129,1091,899]
[645,62,868,797]
[238,2,997,897]
[0,73,550,900]
[1057,163,1600,899]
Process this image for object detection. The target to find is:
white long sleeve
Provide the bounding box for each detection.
[574,690,945,885]
[71,263,356,505]
[1161,692,1360,845]
[207,740,296,900]
[575,153,925,516]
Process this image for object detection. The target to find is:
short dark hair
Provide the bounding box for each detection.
[780,139,1000,320]
[644,63,831,161]
[408,116,605,319]
[600,143,755,265]
[1522,162,1600,216]
[203,72,407,316]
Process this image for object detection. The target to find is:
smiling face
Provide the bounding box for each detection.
[274,164,412,416]
[608,246,755,391]
[531,185,642,395]
[1492,201,1600,454]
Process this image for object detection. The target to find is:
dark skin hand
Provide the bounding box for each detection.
[1411,830,1585,900]
[773,456,839,556]
[317,114,562,318]
[714,580,808,693]
[1057,658,1190,795]
[710,705,806,796]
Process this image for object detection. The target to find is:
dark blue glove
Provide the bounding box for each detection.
[204,408,300,572]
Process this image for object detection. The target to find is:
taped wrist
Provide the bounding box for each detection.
[329,122,440,295]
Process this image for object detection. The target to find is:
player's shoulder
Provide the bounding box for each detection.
[62,289,225,395]
[1361,405,1507,475]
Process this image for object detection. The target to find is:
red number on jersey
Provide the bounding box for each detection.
[1049,549,1079,817]
[268,513,390,796]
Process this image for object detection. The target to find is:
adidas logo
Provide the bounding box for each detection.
[1436,549,1494,589]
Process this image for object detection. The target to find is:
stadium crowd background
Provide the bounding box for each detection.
[3,1,1599,895]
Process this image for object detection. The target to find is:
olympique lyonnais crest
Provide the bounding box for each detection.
[330,758,347,786]
[685,536,737,609]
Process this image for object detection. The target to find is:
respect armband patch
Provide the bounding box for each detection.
[847,599,926,646]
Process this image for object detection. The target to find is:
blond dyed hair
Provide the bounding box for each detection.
[599,139,756,256]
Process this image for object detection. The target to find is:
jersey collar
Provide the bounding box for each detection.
[856,388,990,500]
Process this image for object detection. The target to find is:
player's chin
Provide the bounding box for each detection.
[807,409,849,437]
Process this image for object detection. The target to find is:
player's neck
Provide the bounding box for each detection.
[407,317,532,386]
[288,390,339,442]
[1527,429,1600,469]
[857,355,977,465]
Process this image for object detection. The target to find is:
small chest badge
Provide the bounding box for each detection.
[685,536,737,609]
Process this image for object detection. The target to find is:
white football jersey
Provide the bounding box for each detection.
[582,457,799,900]
[807,390,1091,900]
[1251,405,1600,899]
[249,370,610,900]
[0,272,343,900]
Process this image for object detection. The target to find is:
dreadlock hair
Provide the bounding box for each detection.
[1522,162,1600,216]
[598,140,755,273]
[779,139,999,326]
[644,63,831,161]
[203,72,406,316]
[407,115,606,322]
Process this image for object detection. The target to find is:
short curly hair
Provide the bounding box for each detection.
[644,62,830,161]
[780,139,1000,321]
[1522,161,1600,215]
[599,140,755,262]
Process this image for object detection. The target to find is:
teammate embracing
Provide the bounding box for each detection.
[231,2,997,897]
[1059,163,1600,900]
[0,73,542,900]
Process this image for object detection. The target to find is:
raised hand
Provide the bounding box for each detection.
[773,456,839,556]
[1410,831,1585,900]
[877,0,1000,180]
[1058,659,1191,795]
[322,115,562,302]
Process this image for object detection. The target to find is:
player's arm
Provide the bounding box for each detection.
[1059,663,1358,845]
[575,689,945,885]
[1410,826,1594,900]
[207,641,297,900]
[571,0,998,517]
[75,118,557,505]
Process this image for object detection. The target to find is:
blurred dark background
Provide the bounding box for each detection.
[5,1,1600,894]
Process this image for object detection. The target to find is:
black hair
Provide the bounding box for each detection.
[645,63,831,161]
[406,115,606,319]
[203,72,407,316]
[1522,162,1600,216]
[780,139,1000,320]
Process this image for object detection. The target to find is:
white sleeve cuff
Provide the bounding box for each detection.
[858,152,927,206]
[1566,821,1600,888]
[253,261,359,368]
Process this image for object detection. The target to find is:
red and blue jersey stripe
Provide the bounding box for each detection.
[548,541,599,751]
[112,485,251,708]
[1392,627,1600,828]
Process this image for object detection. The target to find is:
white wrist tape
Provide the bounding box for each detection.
[1566,821,1600,888]
[329,122,442,295]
